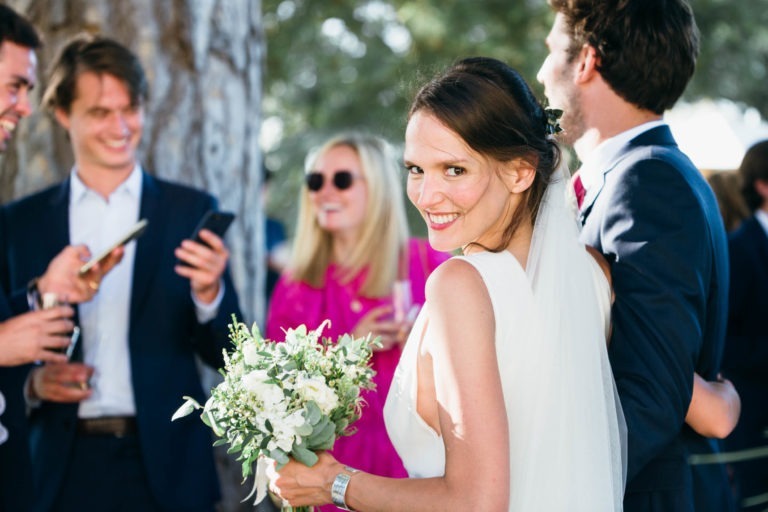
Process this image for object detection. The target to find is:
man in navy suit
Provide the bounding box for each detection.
[0,9,126,512]
[722,140,768,511]
[539,1,732,511]
[0,35,242,511]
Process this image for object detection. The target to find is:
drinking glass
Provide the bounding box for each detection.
[41,292,80,360]
[392,279,417,323]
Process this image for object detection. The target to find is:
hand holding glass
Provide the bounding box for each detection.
[42,293,80,360]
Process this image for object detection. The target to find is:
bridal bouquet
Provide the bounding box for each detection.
[173,318,378,510]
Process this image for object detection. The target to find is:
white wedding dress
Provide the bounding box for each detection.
[383,164,626,511]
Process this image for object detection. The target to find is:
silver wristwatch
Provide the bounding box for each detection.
[331,466,358,510]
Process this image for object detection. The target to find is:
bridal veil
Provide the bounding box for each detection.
[507,156,627,510]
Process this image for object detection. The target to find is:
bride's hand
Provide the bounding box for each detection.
[266,452,343,507]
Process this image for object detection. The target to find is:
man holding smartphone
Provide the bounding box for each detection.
[0,35,242,511]
[0,7,125,512]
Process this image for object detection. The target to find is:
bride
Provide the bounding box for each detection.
[268,56,625,511]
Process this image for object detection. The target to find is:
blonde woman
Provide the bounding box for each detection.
[266,133,449,506]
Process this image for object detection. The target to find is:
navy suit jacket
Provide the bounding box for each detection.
[579,126,731,512]
[0,291,36,512]
[722,215,768,504]
[0,172,242,511]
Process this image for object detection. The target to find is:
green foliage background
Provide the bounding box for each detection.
[261,0,768,236]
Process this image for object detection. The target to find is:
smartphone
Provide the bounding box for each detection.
[78,219,149,275]
[190,210,235,246]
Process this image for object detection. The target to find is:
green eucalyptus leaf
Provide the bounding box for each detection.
[270,448,290,468]
[242,460,253,479]
[202,409,224,437]
[294,422,313,437]
[305,401,322,425]
[291,443,319,467]
[306,420,336,450]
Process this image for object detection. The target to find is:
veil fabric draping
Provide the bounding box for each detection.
[507,156,627,510]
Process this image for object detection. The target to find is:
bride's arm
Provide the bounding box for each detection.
[686,373,740,439]
[268,259,510,511]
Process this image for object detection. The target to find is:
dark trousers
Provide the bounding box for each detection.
[51,433,161,512]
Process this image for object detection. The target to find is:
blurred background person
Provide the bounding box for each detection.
[0,35,242,512]
[266,133,449,507]
[722,139,768,511]
[707,170,750,233]
[0,8,121,511]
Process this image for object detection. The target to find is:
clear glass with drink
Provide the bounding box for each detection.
[41,292,80,360]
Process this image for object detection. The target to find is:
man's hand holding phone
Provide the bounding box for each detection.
[174,211,235,304]
[36,244,124,305]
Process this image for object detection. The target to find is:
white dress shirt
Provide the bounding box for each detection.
[70,167,142,418]
[69,165,223,418]
[578,120,667,200]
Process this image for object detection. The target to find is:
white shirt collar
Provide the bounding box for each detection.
[70,164,143,203]
[580,120,667,191]
[755,209,768,236]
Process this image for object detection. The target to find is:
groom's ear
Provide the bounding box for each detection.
[502,159,536,194]
[575,44,601,84]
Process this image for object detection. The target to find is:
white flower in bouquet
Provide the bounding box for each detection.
[241,369,284,408]
[295,374,339,414]
[172,317,378,510]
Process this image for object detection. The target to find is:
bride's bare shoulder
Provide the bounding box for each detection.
[425,257,489,306]
[426,257,480,290]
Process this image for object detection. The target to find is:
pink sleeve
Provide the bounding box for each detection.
[265,274,320,340]
[407,238,451,305]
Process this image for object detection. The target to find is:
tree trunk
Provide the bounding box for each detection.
[0,1,265,510]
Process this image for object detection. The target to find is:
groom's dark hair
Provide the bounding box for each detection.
[549,0,699,115]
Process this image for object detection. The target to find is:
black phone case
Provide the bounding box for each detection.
[191,211,235,244]
[177,211,235,267]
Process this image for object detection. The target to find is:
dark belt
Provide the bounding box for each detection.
[77,416,137,437]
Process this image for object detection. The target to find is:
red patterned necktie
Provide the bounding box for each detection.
[573,174,586,209]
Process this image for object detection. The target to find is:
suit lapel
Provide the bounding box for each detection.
[580,125,678,224]
[47,179,85,360]
[578,168,604,224]
[129,172,164,323]
[48,180,72,259]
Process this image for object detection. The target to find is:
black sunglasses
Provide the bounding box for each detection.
[305,170,356,192]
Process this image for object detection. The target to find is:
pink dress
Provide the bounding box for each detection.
[266,239,449,501]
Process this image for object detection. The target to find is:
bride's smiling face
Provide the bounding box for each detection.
[404,111,524,253]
